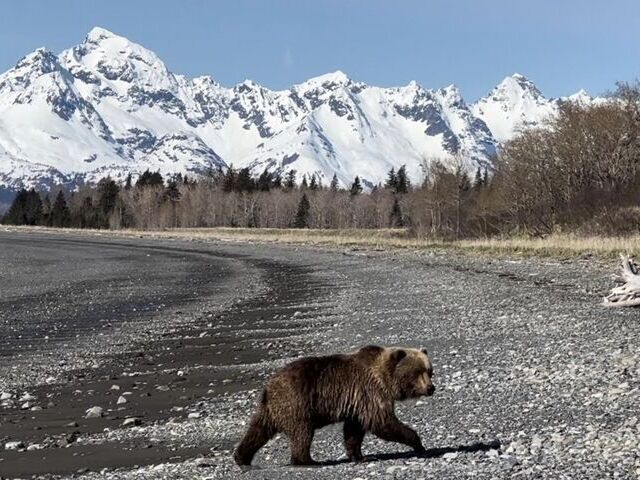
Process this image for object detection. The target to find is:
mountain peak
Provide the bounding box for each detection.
[496,73,541,97]
[472,73,556,143]
[302,70,351,87]
[79,26,159,63]
[440,84,462,97]
[61,26,173,92]
[565,88,592,104]
[15,48,60,74]
[85,26,118,43]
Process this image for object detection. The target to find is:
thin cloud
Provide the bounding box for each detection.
[282,47,294,69]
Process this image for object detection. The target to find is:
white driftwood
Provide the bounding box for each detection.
[603,254,640,307]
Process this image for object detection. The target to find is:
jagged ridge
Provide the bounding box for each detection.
[0,27,596,195]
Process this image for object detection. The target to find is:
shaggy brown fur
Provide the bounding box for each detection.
[234,345,435,466]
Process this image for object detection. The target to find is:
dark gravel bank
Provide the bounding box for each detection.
[0,230,638,479]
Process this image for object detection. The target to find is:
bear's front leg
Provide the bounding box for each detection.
[288,424,318,465]
[371,415,425,453]
[343,418,365,462]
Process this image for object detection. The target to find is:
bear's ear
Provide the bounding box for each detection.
[421,348,428,356]
[388,349,406,370]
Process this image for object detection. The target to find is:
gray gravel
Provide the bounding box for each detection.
[1,231,639,479]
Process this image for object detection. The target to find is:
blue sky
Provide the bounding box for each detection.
[1,0,638,100]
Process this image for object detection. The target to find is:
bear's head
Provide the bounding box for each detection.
[388,348,435,401]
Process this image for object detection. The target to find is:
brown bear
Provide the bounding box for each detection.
[234,345,435,466]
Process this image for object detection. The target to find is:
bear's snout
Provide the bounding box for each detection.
[426,384,436,396]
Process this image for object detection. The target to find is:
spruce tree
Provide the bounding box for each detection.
[309,175,318,191]
[257,168,273,191]
[97,177,120,217]
[222,165,236,192]
[124,173,132,190]
[329,174,339,192]
[3,189,28,225]
[293,193,311,228]
[135,170,150,188]
[385,167,398,191]
[396,165,410,194]
[350,176,363,196]
[235,168,255,192]
[284,170,297,190]
[149,171,164,186]
[10,189,44,226]
[301,174,309,189]
[135,169,163,188]
[49,190,70,227]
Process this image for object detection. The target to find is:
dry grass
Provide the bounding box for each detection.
[5,226,640,258]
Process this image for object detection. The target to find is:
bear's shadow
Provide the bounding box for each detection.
[318,438,502,467]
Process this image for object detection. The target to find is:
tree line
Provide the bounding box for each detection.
[2,165,414,231]
[3,81,640,238]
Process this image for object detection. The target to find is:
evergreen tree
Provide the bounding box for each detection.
[309,175,318,191]
[301,174,308,189]
[329,173,339,192]
[24,189,44,225]
[235,167,255,192]
[350,176,363,196]
[483,167,489,186]
[149,171,164,186]
[3,189,28,225]
[136,170,164,188]
[257,168,273,191]
[222,165,236,192]
[4,188,45,225]
[124,173,132,190]
[284,170,297,190]
[396,165,410,193]
[389,196,404,227]
[385,167,398,191]
[293,193,311,228]
[97,177,120,218]
[49,190,70,227]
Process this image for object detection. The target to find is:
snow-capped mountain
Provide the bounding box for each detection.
[470,73,558,143]
[0,27,595,196]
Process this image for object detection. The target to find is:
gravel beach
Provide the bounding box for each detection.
[0,230,638,479]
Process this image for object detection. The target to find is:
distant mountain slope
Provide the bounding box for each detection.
[0,27,597,194]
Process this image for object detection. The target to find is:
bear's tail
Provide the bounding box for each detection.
[234,390,276,466]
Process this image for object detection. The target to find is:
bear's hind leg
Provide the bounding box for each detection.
[344,418,365,462]
[234,410,276,466]
[288,424,317,465]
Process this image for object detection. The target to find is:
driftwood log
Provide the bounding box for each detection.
[603,254,640,307]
